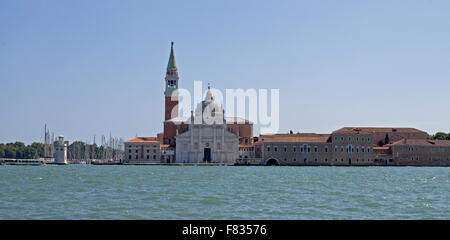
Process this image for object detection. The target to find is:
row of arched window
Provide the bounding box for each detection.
[279,158,372,163]
[334,135,371,143]
[266,145,328,153]
[334,146,371,153]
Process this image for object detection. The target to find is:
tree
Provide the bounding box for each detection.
[4,148,16,158]
[0,142,45,159]
[29,142,45,158]
[433,132,448,140]
[24,147,38,159]
[384,134,390,145]
[378,140,384,147]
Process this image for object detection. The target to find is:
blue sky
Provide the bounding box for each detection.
[1,0,449,144]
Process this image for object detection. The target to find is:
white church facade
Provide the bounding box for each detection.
[175,124,239,164]
[174,87,239,163]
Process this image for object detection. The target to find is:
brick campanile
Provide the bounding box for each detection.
[164,41,179,121]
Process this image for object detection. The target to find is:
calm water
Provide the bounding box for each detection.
[0,165,449,219]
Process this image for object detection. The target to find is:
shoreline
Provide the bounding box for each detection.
[1,162,449,167]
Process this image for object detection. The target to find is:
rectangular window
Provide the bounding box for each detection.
[274,146,278,152]
[293,146,297,152]
[314,146,318,152]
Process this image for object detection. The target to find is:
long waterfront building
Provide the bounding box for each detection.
[124,43,450,166]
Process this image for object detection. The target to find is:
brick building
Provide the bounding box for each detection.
[257,128,450,166]
[124,137,161,164]
[256,133,332,166]
[374,139,450,166]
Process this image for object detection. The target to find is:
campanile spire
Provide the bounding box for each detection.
[167,41,177,71]
[164,41,179,122]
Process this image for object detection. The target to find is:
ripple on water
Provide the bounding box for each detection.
[0,165,449,219]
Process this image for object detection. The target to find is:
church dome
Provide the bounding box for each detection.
[194,87,224,122]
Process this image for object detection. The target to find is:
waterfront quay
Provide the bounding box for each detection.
[121,162,236,166]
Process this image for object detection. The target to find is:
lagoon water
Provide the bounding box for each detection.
[0,165,449,219]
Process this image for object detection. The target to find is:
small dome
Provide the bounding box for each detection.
[194,87,224,121]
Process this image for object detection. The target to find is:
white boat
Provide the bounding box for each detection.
[1,159,45,166]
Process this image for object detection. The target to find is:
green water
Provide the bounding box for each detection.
[0,165,448,219]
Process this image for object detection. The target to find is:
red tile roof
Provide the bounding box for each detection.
[239,144,254,148]
[373,147,390,150]
[259,133,331,143]
[332,127,426,134]
[125,137,159,143]
[392,139,450,146]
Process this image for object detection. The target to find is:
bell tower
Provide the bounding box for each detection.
[164,41,179,120]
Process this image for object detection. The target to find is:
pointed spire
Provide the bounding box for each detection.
[167,41,177,70]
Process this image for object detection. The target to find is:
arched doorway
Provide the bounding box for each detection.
[203,148,211,163]
[266,158,279,166]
